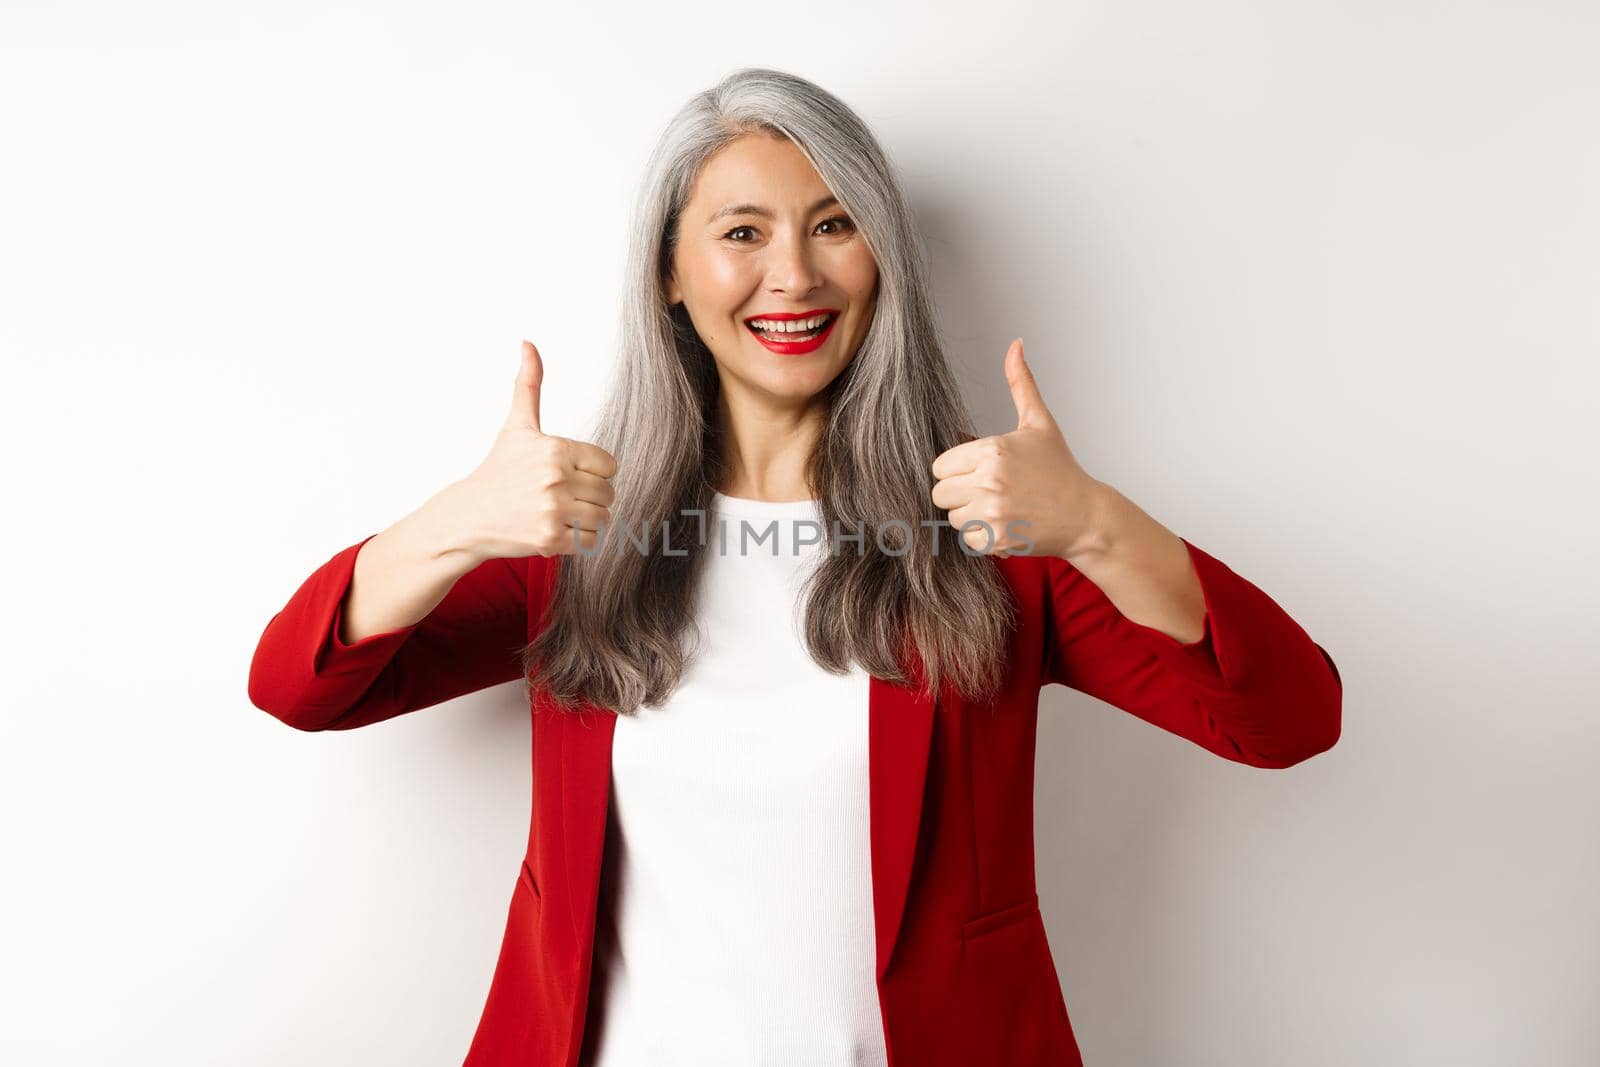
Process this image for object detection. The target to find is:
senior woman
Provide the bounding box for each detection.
[249,66,1342,1067]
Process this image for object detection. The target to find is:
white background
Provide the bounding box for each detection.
[3,2,1595,1064]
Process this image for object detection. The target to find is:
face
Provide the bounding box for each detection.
[665,132,879,411]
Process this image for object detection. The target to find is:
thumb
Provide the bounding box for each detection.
[1004,338,1053,431]
[508,340,544,432]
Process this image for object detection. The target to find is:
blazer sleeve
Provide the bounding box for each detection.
[248,533,549,732]
[1041,537,1342,769]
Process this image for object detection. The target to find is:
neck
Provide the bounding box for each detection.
[715,388,826,501]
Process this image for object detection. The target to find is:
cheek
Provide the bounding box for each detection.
[684,248,757,305]
[839,249,879,304]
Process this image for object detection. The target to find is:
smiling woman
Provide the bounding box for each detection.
[526,72,1021,720]
[248,65,1341,1067]
[530,77,1019,719]
[666,135,876,370]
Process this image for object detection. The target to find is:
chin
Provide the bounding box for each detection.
[768,377,833,401]
[756,367,837,399]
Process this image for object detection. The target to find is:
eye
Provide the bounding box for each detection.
[720,216,857,243]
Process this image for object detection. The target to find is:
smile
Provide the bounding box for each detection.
[743,309,839,356]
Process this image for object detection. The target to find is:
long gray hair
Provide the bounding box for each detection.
[524,67,1016,715]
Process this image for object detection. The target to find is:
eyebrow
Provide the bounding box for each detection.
[708,194,840,223]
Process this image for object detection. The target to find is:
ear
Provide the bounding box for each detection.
[664,269,681,306]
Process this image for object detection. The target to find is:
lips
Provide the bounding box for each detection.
[743,310,840,356]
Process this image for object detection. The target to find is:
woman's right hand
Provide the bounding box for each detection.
[434,340,618,564]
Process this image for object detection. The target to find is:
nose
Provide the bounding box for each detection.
[765,229,824,298]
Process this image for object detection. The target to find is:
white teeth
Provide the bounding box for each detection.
[748,313,831,332]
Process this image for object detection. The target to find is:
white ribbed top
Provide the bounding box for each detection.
[580,492,886,1066]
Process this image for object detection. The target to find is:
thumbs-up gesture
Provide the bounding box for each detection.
[446,341,618,562]
[930,339,1107,560]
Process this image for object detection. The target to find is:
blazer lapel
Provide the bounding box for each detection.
[868,670,938,982]
[555,675,939,986]
[561,704,617,947]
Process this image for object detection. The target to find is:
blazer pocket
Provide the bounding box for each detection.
[518,858,542,901]
[961,891,1040,942]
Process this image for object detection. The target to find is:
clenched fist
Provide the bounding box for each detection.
[930,339,1107,561]
[441,340,619,563]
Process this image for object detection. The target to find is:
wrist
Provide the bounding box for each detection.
[1063,480,1124,563]
[409,480,487,572]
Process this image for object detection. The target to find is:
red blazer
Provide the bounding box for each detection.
[249,534,1341,1066]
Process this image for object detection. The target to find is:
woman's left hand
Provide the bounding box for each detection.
[930,339,1109,560]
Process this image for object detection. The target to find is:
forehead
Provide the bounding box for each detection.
[685,133,834,219]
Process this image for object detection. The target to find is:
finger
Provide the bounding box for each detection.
[555,498,612,534]
[561,526,601,555]
[930,438,991,481]
[1004,338,1054,432]
[929,472,978,512]
[549,522,602,556]
[566,467,617,508]
[508,340,544,432]
[946,504,996,550]
[569,440,619,480]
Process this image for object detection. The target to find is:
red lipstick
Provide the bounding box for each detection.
[742,308,840,356]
